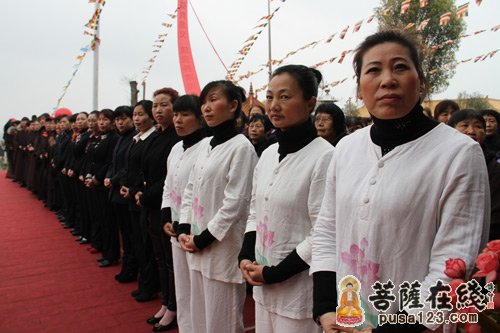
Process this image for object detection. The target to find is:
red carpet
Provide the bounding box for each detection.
[0,170,255,333]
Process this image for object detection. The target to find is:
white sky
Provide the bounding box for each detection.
[1,0,499,129]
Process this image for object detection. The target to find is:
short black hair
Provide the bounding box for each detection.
[448,109,485,129]
[434,100,460,120]
[114,105,133,119]
[481,109,500,123]
[173,95,202,119]
[200,80,246,118]
[353,29,427,95]
[315,102,346,135]
[271,64,322,100]
[134,100,154,119]
[249,114,272,132]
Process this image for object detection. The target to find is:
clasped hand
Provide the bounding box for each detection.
[178,234,199,253]
[319,313,372,333]
[239,260,265,286]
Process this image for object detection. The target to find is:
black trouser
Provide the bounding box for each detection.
[147,208,176,310]
[88,187,106,250]
[113,202,137,276]
[101,196,120,262]
[78,182,91,238]
[56,173,67,216]
[130,209,159,295]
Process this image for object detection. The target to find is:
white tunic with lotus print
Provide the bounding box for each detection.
[311,124,490,330]
[246,137,333,319]
[161,140,204,249]
[180,135,258,283]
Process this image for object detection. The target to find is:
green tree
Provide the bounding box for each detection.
[376,0,466,96]
[344,98,360,118]
[456,91,492,110]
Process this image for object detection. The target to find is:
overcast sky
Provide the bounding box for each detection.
[1,0,499,129]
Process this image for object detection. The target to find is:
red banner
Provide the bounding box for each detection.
[177,0,200,95]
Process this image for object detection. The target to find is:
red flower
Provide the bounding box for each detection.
[444,258,467,279]
[464,322,482,333]
[472,251,499,283]
[486,239,500,256]
[495,292,500,310]
[449,278,464,306]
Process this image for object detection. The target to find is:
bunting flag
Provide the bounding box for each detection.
[476,0,482,5]
[440,12,452,25]
[456,3,469,18]
[234,8,494,86]
[401,0,411,14]
[54,0,107,109]
[325,32,337,43]
[353,20,363,33]
[417,18,430,30]
[367,15,376,23]
[227,0,288,79]
[339,26,349,39]
[420,0,429,8]
[404,22,415,30]
[140,7,178,84]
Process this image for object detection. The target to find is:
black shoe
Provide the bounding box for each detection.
[70,231,80,236]
[75,236,83,242]
[135,292,157,302]
[96,257,106,263]
[98,259,116,268]
[152,318,177,332]
[63,224,72,229]
[115,273,137,283]
[79,238,90,245]
[131,289,140,297]
[146,316,162,325]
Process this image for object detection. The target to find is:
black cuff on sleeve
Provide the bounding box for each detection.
[262,249,309,284]
[238,231,256,264]
[172,221,179,235]
[176,223,191,238]
[160,208,172,225]
[373,311,427,333]
[193,228,216,250]
[313,271,337,320]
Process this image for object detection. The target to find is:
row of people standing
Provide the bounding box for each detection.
[4,29,495,333]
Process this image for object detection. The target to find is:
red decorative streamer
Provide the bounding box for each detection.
[177,0,200,95]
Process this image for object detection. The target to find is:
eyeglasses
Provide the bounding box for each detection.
[314,116,333,123]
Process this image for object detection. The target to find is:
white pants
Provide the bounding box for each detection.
[255,301,321,333]
[189,270,245,333]
[172,243,192,333]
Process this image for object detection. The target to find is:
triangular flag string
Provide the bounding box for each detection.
[54,1,107,110]
[140,8,178,85]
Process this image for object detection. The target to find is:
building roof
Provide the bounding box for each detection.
[242,83,266,116]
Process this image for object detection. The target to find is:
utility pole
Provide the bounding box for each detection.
[130,81,139,106]
[92,1,100,110]
[267,0,272,81]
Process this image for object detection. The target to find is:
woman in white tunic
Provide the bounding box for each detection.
[311,30,490,333]
[239,64,333,333]
[159,95,206,332]
[177,81,258,333]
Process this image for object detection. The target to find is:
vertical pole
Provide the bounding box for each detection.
[92,1,100,110]
[142,81,146,100]
[267,0,272,81]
